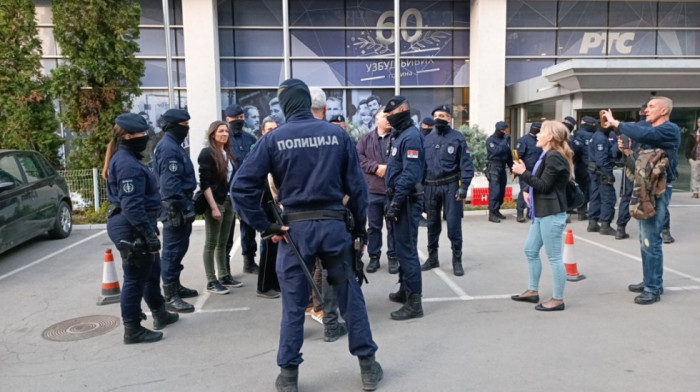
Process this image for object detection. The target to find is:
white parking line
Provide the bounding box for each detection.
[192,238,241,311]
[418,249,471,299]
[0,230,107,282]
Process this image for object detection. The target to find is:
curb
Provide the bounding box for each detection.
[73,220,208,231]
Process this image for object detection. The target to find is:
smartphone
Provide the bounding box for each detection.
[512,149,520,162]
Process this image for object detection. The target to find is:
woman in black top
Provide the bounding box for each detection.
[198,121,240,294]
[511,121,573,311]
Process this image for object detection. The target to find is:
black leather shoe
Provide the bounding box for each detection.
[628,282,644,293]
[511,294,539,303]
[634,291,660,305]
[535,302,565,311]
[366,256,380,273]
[494,210,507,220]
[488,212,501,223]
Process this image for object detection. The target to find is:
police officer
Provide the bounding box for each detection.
[565,116,592,221]
[103,113,178,344]
[231,79,382,392]
[383,96,426,320]
[420,117,435,136]
[224,104,260,275]
[421,105,474,276]
[486,121,513,223]
[153,109,197,313]
[587,121,617,235]
[515,122,543,222]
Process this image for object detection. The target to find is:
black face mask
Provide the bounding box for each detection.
[386,110,413,131]
[122,135,149,153]
[421,127,433,136]
[434,119,450,134]
[165,123,189,140]
[278,78,311,119]
[228,120,245,135]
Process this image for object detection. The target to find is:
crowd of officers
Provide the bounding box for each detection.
[103,79,679,391]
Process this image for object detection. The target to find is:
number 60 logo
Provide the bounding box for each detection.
[375,8,424,45]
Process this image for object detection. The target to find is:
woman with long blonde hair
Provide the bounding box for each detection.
[511,120,573,311]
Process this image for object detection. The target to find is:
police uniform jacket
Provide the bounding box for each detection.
[198,147,234,205]
[385,125,425,206]
[618,120,681,182]
[518,150,569,218]
[573,124,595,165]
[107,145,161,236]
[424,127,474,187]
[357,129,390,195]
[486,132,513,167]
[231,111,368,232]
[589,130,616,178]
[153,132,196,210]
[230,128,257,164]
[516,133,542,171]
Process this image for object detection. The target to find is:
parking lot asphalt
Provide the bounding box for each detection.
[1,193,699,392]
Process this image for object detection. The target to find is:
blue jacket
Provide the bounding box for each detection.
[424,127,474,189]
[571,124,594,166]
[515,133,542,171]
[153,132,197,210]
[107,145,161,236]
[385,125,425,206]
[589,130,615,178]
[619,120,681,182]
[486,131,513,167]
[231,111,368,232]
[230,128,257,164]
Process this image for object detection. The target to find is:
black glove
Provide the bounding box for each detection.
[456,186,468,200]
[385,202,401,222]
[262,223,286,239]
[353,228,367,246]
[353,235,368,286]
[145,232,161,253]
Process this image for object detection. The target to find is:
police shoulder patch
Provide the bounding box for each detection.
[121,179,135,194]
[168,160,179,172]
[516,142,521,149]
[489,142,495,148]
[447,145,455,154]
[597,144,604,151]
[391,147,398,156]
[407,150,419,159]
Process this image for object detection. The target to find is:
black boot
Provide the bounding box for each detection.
[390,292,423,320]
[516,209,526,223]
[421,248,439,271]
[123,322,162,344]
[388,288,406,304]
[359,355,383,391]
[275,366,298,392]
[587,220,600,232]
[615,225,629,240]
[661,229,675,244]
[577,210,588,221]
[494,210,507,220]
[163,282,195,313]
[177,281,198,298]
[488,211,501,223]
[243,253,259,274]
[387,255,399,274]
[452,251,464,277]
[366,255,380,273]
[599,222,615,236]
[151,304,179,330]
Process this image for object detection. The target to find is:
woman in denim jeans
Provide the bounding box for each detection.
[198,121,241,294]
[511,121,574,311]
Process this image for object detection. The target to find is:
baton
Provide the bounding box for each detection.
[267,201,323,305]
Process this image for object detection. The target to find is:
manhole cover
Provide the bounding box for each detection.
[42,315,120,342]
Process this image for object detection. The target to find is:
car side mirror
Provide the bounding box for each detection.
[0,181,15,193]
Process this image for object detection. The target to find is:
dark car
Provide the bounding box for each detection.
[0,150,72,254]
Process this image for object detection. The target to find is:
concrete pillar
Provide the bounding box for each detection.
[182,0,221,173]
[469,0,507,132]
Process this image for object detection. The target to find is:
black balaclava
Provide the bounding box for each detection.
[278,78,311,119]
[598,125,613,136]
[228,119,244,136]
[435,119,450,135]
[122,135,149,156]
[163,122,189,141]
[387,111,413,131]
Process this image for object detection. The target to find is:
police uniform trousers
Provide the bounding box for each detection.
[616,174,633,227]
[276,219,377,367]
[487,162,507,212]
[588,173,616,223]
[388,196,423,295]
[160,222,193,285]
[107,214,164,325]
[425,181,463,253]
[367,193,395,259]
[516,179,529,212]
[574,164,591,212]
[225,214,257,261]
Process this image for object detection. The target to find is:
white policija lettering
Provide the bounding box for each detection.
[579,32,635,54]
[276,136,340,150]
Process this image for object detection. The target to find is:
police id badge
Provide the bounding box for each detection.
[391,147,398,156]
[447,146,455,154]
[407,150,419,159]
[168,160,179,172]
[597,144,604,151]
[121,179,135,194]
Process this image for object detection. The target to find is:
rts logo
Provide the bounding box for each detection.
[579,32,635,54]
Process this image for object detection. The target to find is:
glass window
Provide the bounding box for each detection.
[291,30,346,57]
[235,30,284,57]
[400,1,455,28]
[0,156,25,186]
[453,60,470,86]
[506,59,554,85]
[401,88,465,126]
[658,31,700,56]
[137,28,166,56]
[169,0,183,25]
[346,89,394,140]
[173,60,186,87]
[453,30,470,57]
[134,0,164,25]
[347,60,395,87]
[507,1,557,27]
[235,60,284,87]
[224,89,286,124]
[40,59,59,76]
[609,1,657,28]
[233,0,283,27]
[219,30,235,57]
[34,0,53,25]
[453,0,469,27]
[347,30,396,57]
[130,90,172,133]
[524,100,556,123]
[400,59,453,86]
[289,0,345,27]
[142,60,169,87]
[171,28,185,55]
[506,30,556,56]
[38,27,59,56]
[558,30,607,56]
[659,2,700,28]
[291,60,345,87]
[608,30,656,56]
[220,60,236,87]
[558,1,608,27]
[17,154,46,183]
[400,30,454,57]
[347,0,394,27]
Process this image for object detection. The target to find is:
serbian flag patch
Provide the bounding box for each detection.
[407,150,419,159]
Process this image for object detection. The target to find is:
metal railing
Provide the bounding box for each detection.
[57,168,108,212]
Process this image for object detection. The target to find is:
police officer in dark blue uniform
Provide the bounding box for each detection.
[564,116,592,221]
[486,121,513,223]
[230,79,382,392]
[224,104,260,275]
[587,122,617,235]
[383,96,426,320]
[104,113,178,344]
[515,122,543,222]
[421,105,474,276]
[153,109,197,313]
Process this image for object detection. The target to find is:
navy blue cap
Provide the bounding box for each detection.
[495,121,509,131]
[563,116,576,125]
[329,115,345,123]
[530,122,542,132]
[383,96,407,113]
[161,109,190,124]
[116,113,149,134]
[581,116,597,124]
[224,104,244,118]
[431,105,451,116]
[640,103,648,110]
[421,117,435,127]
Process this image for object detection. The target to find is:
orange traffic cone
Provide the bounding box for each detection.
[97,249,121,305]
[564,229,585,282]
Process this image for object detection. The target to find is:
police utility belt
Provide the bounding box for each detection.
[283,209,355,233]
[425,173,459,186]
[108,205,159,219]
